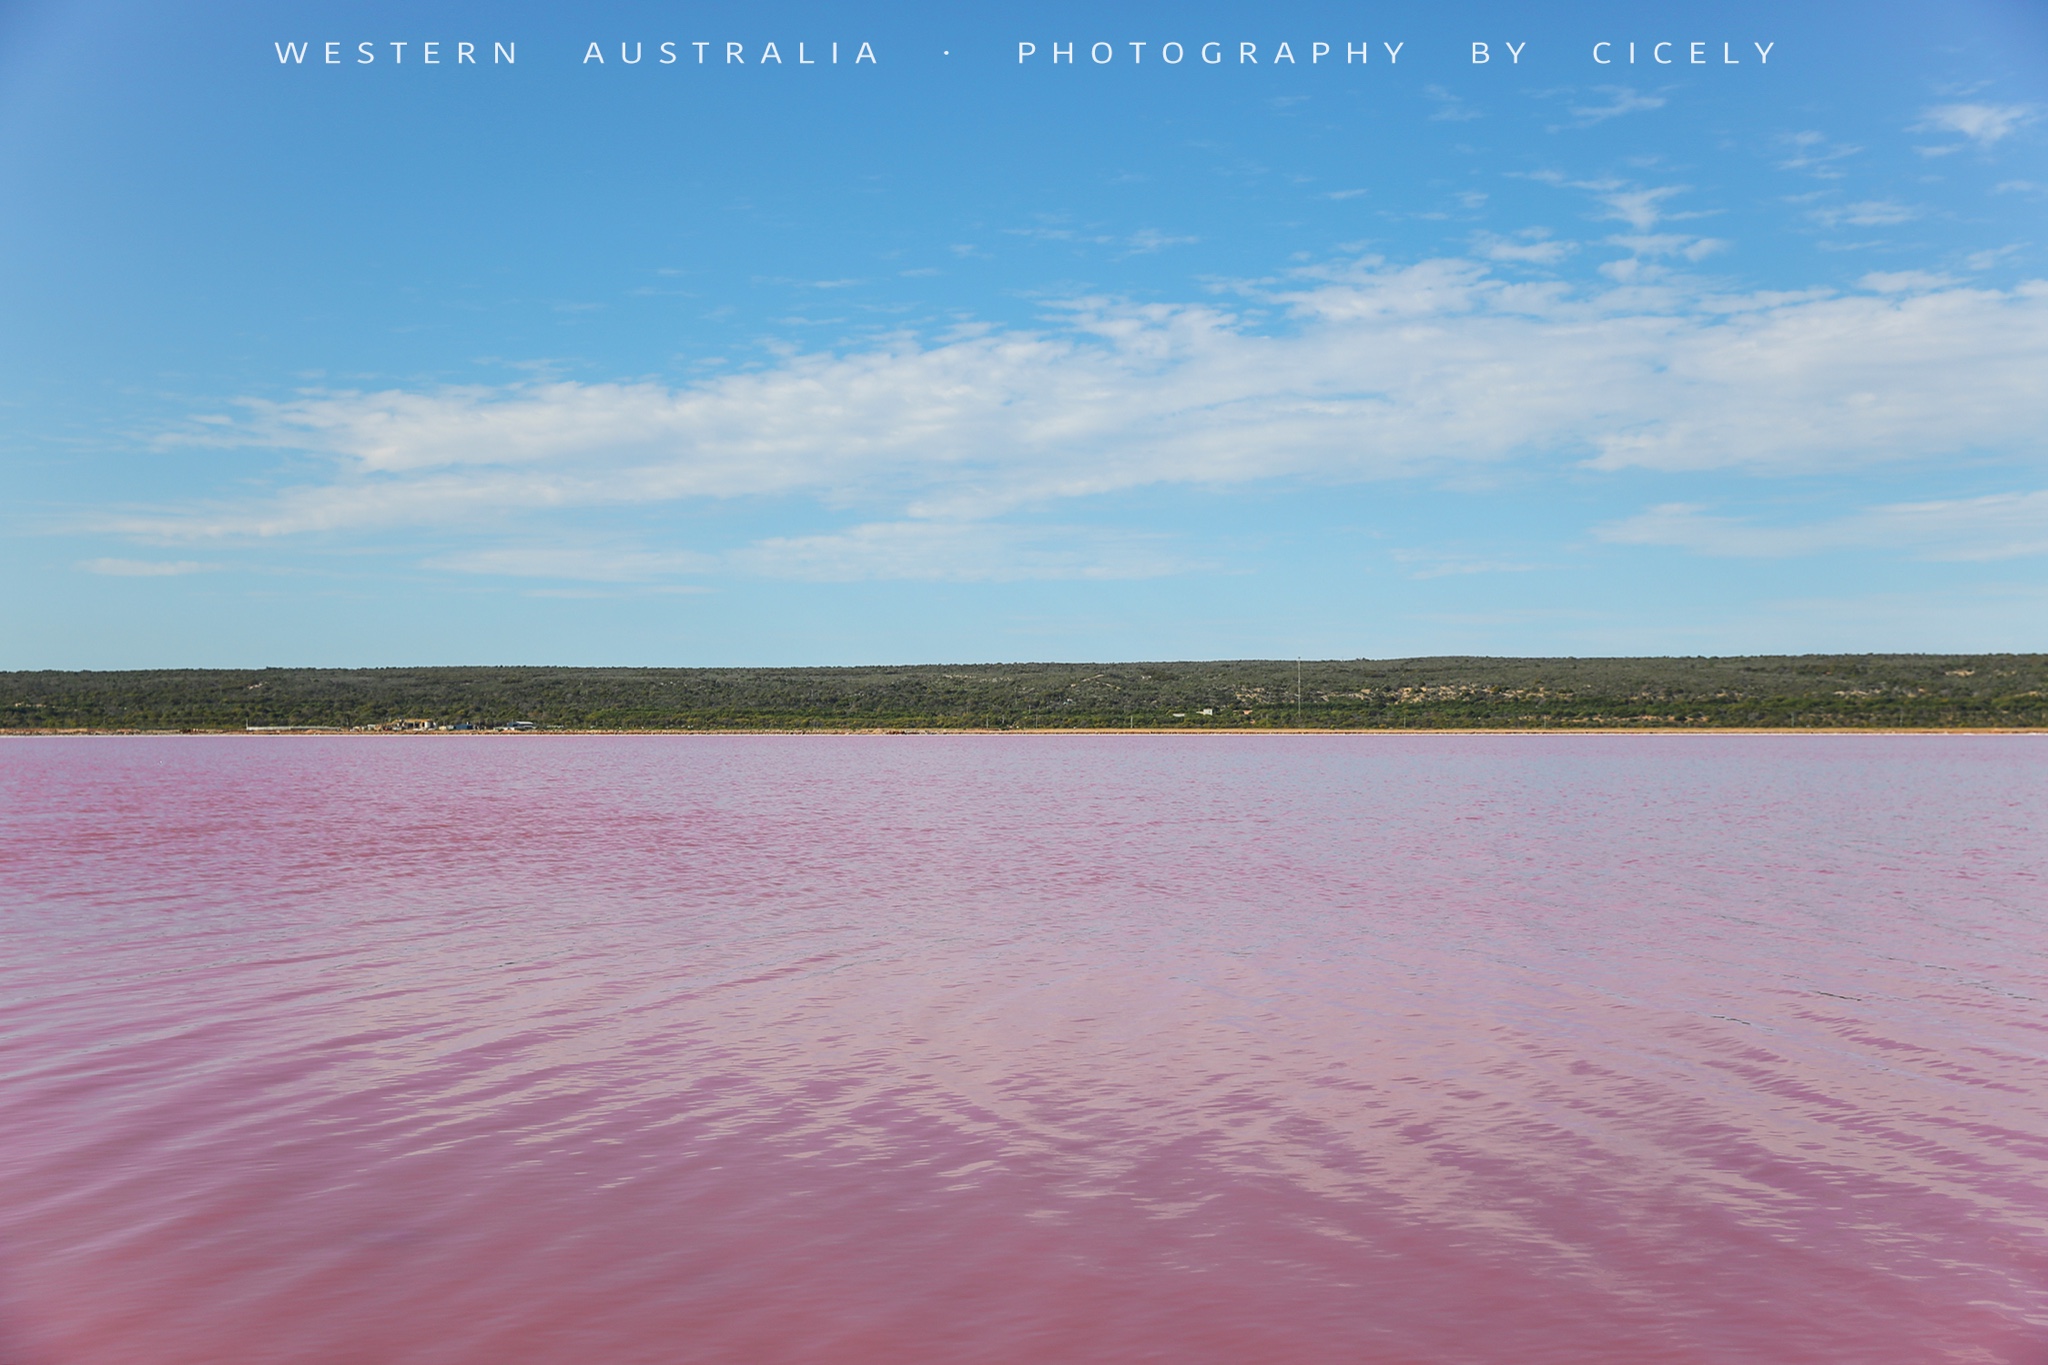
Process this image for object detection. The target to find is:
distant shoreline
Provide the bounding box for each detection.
[7,656,2045,733]
[9,726,2045,738]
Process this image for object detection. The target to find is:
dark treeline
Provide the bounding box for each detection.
[4,656,2045,731]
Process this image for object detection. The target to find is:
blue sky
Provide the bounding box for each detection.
[3,0,2045,666]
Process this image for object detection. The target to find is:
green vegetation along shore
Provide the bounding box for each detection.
[4,656,2045,732]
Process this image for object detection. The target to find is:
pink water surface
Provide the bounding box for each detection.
[2,734,2045,1364]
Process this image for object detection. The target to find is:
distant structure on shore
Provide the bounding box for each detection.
[242,719,541,734]
[361,718,538,733]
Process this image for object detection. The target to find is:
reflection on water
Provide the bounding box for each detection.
[2,735,2045,1364]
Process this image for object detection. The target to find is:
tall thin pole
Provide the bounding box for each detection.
[1297,657,1303,727]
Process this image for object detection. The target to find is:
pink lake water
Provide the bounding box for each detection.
[2,734,2045,1364]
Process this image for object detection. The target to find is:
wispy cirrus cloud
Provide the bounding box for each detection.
[109,261,2048,571]
[1595,185,1690,231]
[1859,270,1959,293]
[1598,490,2048,561]
[1914,102,2040,148]
[424,546,715,581]
[1424,85,1481,122]
[1004,220,1198,255]
[736,521,1189,582]
[1776,131,1860,178]
[1471,229,1574,265]
[1566,87,1665,127]
[1806,199,1920,228]
[1390,549,1541,580]
[1605,234,1727,261]
[1123,228,1200,255]
[80,557,219,576]
[426,526,1186,585]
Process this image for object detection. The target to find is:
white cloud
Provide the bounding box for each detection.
[734,521,1189,582]
[1424,85,1480,122]
[1858,270,1958,293]
[1915,103,2040,147]
[80,557,218,576]
[1606,234,1727,261]
[1775,131,1859,178]
[1567,87,1666,127]
[1124,228,1199,255]
[426,526,1181,585]
[1963,244,2028,271]
[1004,223,1196,255]
[1598,490,2048,561]
[424,546,714,581]
[1807,199,1919,228]
[1473,229,1574,264]
[118,262,2048,549]
[1597,185,1688,231]
[1390,550,1540,580]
